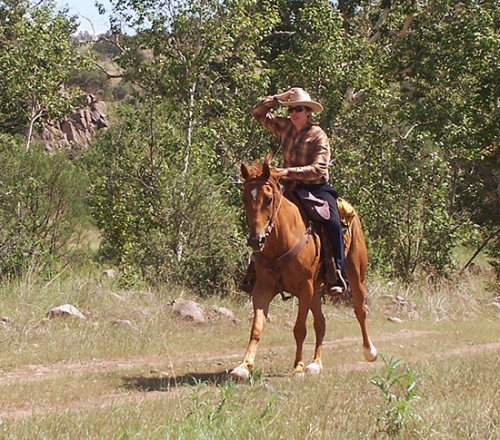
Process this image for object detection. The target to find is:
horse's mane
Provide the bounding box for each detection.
[244,154,281,182]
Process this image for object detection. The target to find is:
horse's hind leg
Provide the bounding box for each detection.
[348,268,378,362]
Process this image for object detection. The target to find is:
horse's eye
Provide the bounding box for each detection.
[263,196,272,207]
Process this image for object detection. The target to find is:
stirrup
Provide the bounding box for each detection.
[326,285,344,296]
[325,270,347,296]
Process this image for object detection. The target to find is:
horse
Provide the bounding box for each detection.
[229,159,377,381]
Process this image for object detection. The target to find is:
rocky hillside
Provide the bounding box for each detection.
[40,94,108,152]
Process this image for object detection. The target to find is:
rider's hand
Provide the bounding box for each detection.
[275,168,290,178]
[273,88,295,101]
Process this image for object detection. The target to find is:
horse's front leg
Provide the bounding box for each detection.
[230,285,274,382]
[292,282,315,374]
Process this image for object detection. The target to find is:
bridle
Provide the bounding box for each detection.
[243,178,284,248]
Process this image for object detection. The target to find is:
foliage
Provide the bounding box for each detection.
[70,67,110,97]
[0,135,89,278]
[81,0,282,291]
[187,380,240,424]
[261,0,498,278]
[82,102,246,295]
[371,355,422,437]
[0,0,498,284]
[0,0,92,149]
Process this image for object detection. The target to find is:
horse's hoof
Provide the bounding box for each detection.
[304,362,322,375]
[293,362,304,374]
[364,345,378,362]
[229,367,251,382]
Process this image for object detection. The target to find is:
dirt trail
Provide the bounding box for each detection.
[1,331,499,421]
[0,330,431,386]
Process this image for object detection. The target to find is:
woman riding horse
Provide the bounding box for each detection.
[231,159,377,381]
[241,87,347,295]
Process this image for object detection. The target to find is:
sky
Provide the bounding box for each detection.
[56,0,112,35]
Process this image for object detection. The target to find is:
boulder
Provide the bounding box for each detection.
[40,94,108,151]
[47,304,85,320]
[171,298,205,324]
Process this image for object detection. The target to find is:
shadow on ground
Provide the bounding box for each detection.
[122,370,230,391]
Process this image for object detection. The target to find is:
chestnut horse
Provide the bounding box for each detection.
[230,160,377,381]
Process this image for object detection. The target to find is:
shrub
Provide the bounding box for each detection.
[82,103,246,295]
[0,136,89,278]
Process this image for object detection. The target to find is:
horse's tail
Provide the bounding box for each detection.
[345,213,368,283]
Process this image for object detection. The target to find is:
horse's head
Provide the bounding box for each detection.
[241,160,282,252]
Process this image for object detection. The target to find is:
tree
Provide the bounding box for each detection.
[0,135,89,278]
[0,0,91,149]
[263,0,498,277]
[83,1,282,290]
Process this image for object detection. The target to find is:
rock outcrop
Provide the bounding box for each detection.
[41,94,108,152]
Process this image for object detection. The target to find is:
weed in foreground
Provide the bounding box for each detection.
[371,354,421,437]
[187,380,240,424]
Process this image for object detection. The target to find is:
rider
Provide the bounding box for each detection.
[240,87,348,295]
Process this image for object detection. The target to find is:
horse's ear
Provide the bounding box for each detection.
[264,152,273,165]
[262,162,271,180]
[241,163,250,180]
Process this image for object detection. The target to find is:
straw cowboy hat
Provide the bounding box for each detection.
[279,88,324,113]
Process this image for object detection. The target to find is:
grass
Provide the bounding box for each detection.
[0,264,499,438]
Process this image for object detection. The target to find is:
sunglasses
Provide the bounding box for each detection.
[287,106,306,114]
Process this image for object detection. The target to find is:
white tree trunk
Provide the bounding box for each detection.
[175,81,197,263]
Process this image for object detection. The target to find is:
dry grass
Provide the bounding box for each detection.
[0,266,499,438]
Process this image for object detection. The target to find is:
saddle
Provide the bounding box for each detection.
[239,185,356,297]
[291,187,356,287]
[294,187,355,227]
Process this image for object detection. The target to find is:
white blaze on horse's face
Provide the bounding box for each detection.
[250,188,258,201]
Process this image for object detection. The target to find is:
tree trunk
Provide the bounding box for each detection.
[175,81,197,263]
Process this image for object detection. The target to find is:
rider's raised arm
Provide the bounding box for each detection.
[252,95,289,137]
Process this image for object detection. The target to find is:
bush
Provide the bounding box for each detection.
[82,103,246,295]
[0,136,89,278]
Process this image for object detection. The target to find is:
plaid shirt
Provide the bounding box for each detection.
[252,96,330,184]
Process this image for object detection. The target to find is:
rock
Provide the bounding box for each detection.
[103,269,117,279]
[211,306,234,319]
[408,310,420,320]
[39,94,108,151]
[47,304,85,320]
[111,319,137,330]
[172,298,205,324]
[394,295,406,305]
[387,316,403,323]
[209,306,241,324]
